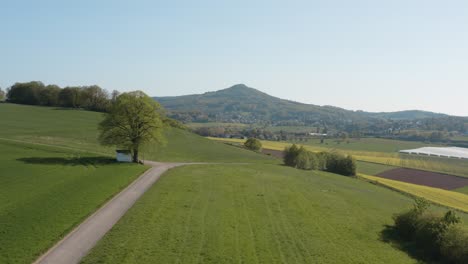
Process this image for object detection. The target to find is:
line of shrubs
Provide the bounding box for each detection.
[393,198,468,263]
[283,144,356,176]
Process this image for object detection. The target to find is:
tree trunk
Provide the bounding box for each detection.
[132,148,139,163]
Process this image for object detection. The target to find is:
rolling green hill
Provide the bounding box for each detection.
[0,103,274,263]
[0,103,276,163]
[155,84,366,125]
[154,84,463,132]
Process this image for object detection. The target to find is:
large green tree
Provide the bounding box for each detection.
[98,91,164,163]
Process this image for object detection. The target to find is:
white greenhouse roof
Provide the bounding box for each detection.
[399,147,468,159]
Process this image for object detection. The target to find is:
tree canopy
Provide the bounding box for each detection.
[283,145,356,176]
[244,137,262,151]
[98,91,164,162]
[5,81,111,112]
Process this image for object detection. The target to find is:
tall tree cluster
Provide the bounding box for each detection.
[5,81,119,112]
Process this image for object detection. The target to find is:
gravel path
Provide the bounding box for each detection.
[33,161,186,264]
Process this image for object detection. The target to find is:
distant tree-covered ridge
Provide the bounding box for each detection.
[155,84,468,136]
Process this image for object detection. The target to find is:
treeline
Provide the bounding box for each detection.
[5,81,119,112]
[392,199,468,263]
[0,88,5,101]
[283,144,356,176]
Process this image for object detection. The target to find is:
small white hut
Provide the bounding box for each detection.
[116,150,132,162]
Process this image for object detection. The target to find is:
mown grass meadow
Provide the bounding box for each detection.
[83,164,425,264]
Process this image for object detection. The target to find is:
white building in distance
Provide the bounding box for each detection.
[399,147,468,159]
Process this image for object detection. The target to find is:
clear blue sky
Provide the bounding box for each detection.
[1,0,467,116]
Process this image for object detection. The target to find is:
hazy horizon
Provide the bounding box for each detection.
[1,0,467,116]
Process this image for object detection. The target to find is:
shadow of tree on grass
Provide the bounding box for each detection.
[380,225,440,264]
[17,156,117,166]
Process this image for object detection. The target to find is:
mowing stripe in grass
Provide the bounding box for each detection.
[82,164,424,263]
[0,137,109,156]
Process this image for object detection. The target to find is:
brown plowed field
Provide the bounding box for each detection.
[376,168,468,190]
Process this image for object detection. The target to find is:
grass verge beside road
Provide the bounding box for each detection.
[0,140,148,264]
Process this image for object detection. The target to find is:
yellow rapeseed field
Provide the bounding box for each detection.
[359,174,468,213]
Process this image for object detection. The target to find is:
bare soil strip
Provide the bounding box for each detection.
[33,162,185,264]
[376,168,468,190]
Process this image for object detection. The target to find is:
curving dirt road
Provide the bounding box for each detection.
[33,161,186,264]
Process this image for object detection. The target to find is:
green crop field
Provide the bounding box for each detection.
[452,136,468,142]
[0,139,148,263]
[263,125,318,133]
[298,137,437,153]
[82,164,468,264]
[356,161,396,175]
[455,186,468,195]
[209,137,468,177]
[187,122,248,128]
[141,128,278,163]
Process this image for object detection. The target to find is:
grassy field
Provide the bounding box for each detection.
[359,174,468,213]
[0,104,275,263]
[356,161,396,175]
[207,137,431,153]
[298,137,434,153]
[209,137,468,177]
[0,104,276,163]
[0,139,148,263]
[0,103,110,154]
[263,125,318,133]
[455,186,468,195]
[210,135,439,153]
[3,103,467,263]
[83,164,423,264]
[452,136,468,142]
[142,128,278,163]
